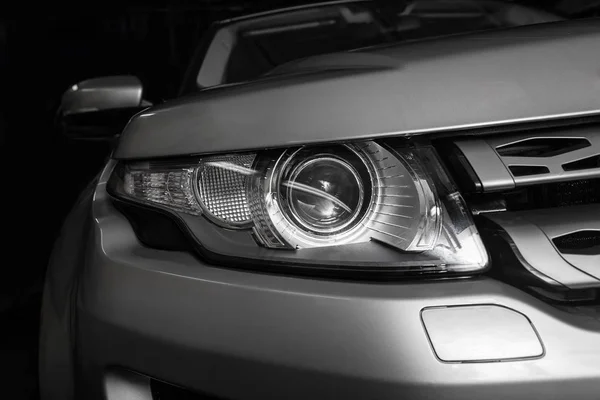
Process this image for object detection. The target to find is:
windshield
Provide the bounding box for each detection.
[190,0,563,90]
[225,4,392,83]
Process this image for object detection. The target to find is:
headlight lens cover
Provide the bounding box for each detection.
[109,140,488,276]
[250,142,441,251]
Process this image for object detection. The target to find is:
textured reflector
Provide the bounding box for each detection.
[196,154,256,226]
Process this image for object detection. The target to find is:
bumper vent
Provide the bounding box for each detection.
[553,231,600,255]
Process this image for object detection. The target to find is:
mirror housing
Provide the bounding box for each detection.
[59,75,148,140]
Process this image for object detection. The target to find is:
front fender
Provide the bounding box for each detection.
[39,180,96,400]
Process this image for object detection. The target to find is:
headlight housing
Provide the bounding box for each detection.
[109,140,488,277]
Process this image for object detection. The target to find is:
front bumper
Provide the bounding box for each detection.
[70,167,600,400]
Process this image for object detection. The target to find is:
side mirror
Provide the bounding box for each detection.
[59,75,149,140]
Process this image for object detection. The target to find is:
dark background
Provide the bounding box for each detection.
[0,0,597,398]
[0,3,342,398]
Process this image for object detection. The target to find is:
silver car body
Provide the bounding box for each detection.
[40,7,600,400]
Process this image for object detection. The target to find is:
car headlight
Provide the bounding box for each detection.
[109,140,488,277]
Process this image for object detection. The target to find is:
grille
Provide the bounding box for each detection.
[447,124,600,296]
[502,178,600,211]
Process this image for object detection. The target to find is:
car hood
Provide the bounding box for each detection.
[115,18,600,160]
